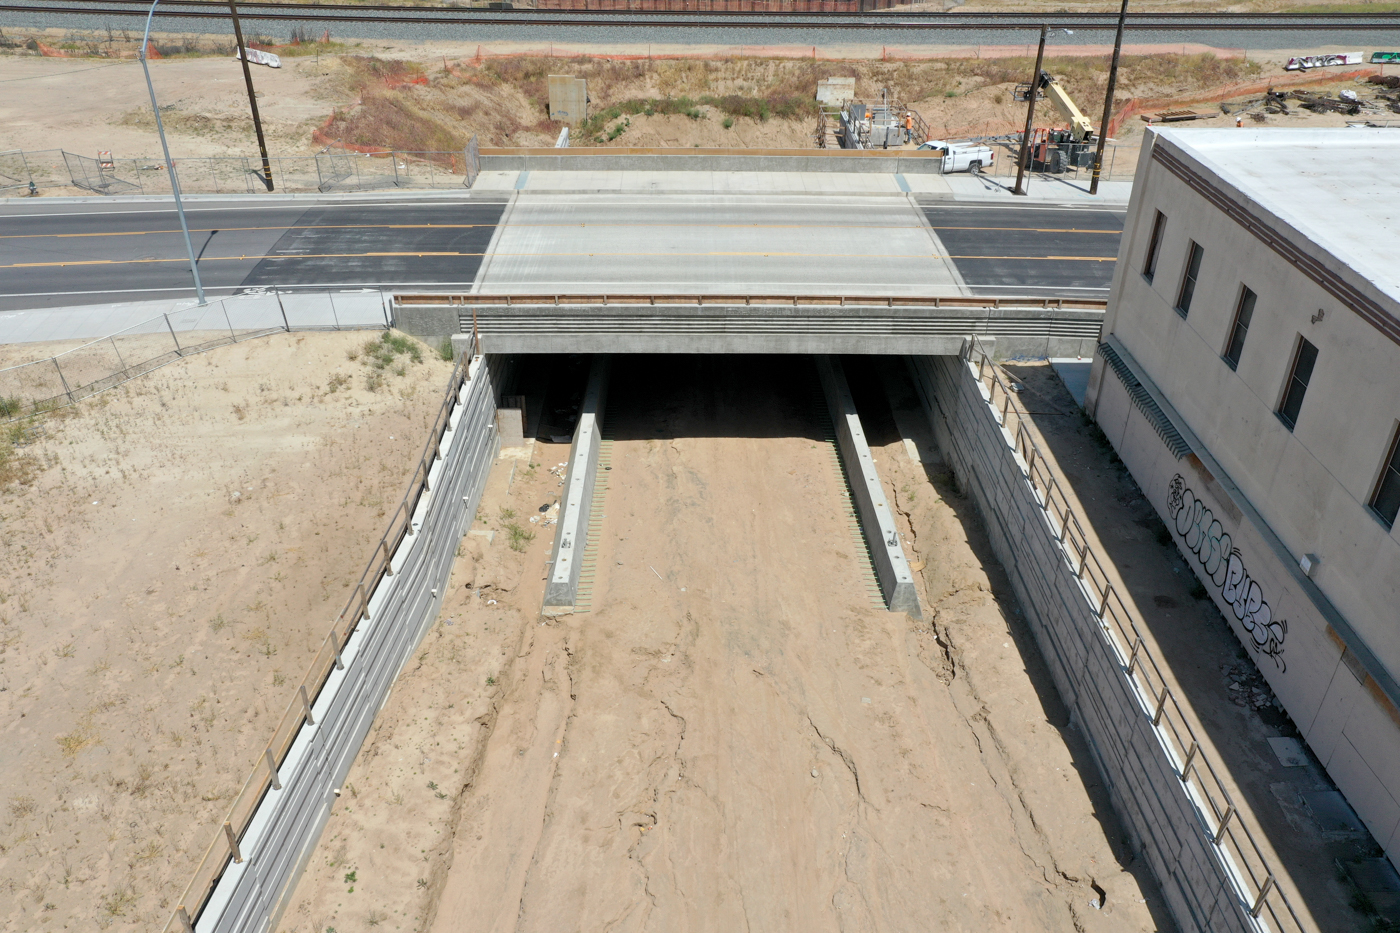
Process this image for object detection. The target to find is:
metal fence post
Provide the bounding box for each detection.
[52,356,75,402]
[223,821,243,864]
[299,684,315,725]
[329,628,345,670]
[264,748,281,791]
[165,313,184,355]
[221,299,237,342]
[109,335,128,375]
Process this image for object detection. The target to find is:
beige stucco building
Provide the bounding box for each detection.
[1085,127,1400,869]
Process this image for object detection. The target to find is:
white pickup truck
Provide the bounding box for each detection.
[917,139,995,174]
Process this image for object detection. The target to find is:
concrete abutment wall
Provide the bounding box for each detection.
[907,351,1257,933]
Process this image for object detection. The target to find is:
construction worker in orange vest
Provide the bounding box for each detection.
[904,112,914,143]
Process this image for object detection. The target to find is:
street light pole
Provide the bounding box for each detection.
[140,0,205,306]
[1090,0,1129,195]
[1013,25,1048,197]
[229,0,274,191]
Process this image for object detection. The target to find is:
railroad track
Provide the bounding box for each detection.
[6,0,1400,29]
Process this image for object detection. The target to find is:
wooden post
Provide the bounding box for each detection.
[176,905,195,933]
[1013,26,1048,197]
[329,628,344,671]
[1090,0,1129,195]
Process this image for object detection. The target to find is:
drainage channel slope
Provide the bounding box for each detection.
[423,353,1160,932]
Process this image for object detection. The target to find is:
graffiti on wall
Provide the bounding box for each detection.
[1167,474,1289,670]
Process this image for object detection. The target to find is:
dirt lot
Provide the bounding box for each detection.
[0,331,450,930]
[279,355,1171,933]
[3,34,1386,168]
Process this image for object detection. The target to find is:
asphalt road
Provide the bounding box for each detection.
[0,193,1126,311]
[0,198,508,310]
[920,202,1124,299]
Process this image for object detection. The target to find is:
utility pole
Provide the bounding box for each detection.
[229,0,273,191]
[1090,0,1129,195]
[140,0,205,306]
[1013,26,1048,197]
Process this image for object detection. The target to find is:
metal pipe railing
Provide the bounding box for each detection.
[962,335,1306,933]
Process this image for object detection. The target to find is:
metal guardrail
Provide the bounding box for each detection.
[397,293,1108,310]
[166,332,489,932]
[963,335,1305,933]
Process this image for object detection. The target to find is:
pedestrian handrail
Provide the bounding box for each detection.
[166,330,481,932]
[394,293,1108,311]
[963,335,1305,933]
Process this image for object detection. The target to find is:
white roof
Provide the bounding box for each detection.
[1153,127,1400,307]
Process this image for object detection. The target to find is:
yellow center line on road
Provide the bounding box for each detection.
[3,251,1117,270]
[5,252,482,269]
[0,224,496,240]
[0,222,933,240]
[947,255,1117,262]
[932,226,1122,234]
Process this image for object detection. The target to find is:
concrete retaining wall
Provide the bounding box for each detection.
[479,151,946,174]
[200,353,503,933]
[908,352,1257,933]
[543,356,609,611]
[816,355,920,617]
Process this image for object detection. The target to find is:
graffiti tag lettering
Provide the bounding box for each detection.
[1167,474,1288,670]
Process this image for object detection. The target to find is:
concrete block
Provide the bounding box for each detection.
[497,396,525,448]
[548,75,588,124]
[543,357,609,612]
[390,304,457,339]
[815,355,920,618]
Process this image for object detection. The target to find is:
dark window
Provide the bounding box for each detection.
[1277,337,1318,430]
[1176,241,1204,317]
[1371,426,1400,529]
[1143,210,1167,282]
[1223,286,1256,370]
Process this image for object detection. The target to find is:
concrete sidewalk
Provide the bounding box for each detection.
[0,290,388,345]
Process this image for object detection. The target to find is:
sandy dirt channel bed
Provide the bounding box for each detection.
[281,355,1172,933]
[0,331,451,930]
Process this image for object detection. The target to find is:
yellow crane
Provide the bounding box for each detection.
[1015,71,1096,142]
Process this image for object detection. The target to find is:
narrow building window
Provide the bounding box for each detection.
[1143,210,1167,282]
[1176,241,1204,317]
[1371,426,1400,529]
[1223,286,1256,370]
[1277,337,1319,430]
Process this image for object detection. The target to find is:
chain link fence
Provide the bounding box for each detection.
[3,146,483,197]
[0,289,390,419]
